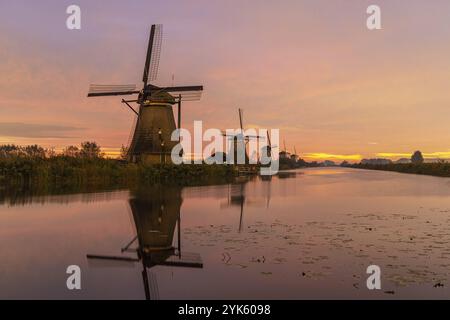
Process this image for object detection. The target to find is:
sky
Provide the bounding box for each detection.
[1,0,450,161]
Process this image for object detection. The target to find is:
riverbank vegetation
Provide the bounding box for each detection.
[0,142,238,189]
[349,150,450,177]
[351,162,450,177]
[279,157,308,170]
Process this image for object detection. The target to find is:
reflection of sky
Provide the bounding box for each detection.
[2,168,450,299]
[1,1,450,161]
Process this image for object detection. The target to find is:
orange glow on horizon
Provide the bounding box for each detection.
[1,2,450,160]
[376,152,450,159]
[303,153,362,161]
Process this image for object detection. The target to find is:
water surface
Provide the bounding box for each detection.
[1,168,450,299]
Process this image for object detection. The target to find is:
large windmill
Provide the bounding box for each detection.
[87,25,203,164]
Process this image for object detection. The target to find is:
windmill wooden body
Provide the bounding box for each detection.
[87,25,203,164]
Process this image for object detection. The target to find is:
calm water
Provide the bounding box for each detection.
[1,167,450,299]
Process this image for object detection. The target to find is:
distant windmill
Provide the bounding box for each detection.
[261,129,278,160]
[280,139,290,159]
[291,146,299,162]
[87,25,203,164]
[222,108,261,164]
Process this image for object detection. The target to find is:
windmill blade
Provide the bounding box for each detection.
[88,91,139,97]
[86,254,140,262]
[222,132,240,141]
[121,235,138,252]
[159,252,203,268]
[170,91,203,102]
[155,85,203,101]
[88,84,139,97]
[142,25,155,86]
[149,25,163,82]
[161,85,203,92]
[143,24,163,86]
[147,271,160,300]
[147,84,203,95]
[223,133,244,140]
[238,108,244,131]
[142,268,151,300]
[267,131,272,147]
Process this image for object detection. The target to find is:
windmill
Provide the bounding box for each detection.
[279,139,290,159]
[86,186,203,300]
[291,146,299,162]
[260,128,278,164]
[222,108,261,164]
[87,24,203,164]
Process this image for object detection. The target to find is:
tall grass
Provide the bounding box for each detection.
[0,155,237,189]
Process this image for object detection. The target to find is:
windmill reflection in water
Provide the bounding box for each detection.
[86,186,202,300]
[220,176,274,232]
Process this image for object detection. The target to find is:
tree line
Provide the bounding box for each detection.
[0,141,103,159]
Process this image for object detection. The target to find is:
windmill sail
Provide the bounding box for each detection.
[143,24,163,85]
[239,108,244,131]
[161,85,203,92]
[149,25,163,82]
[87,84,139,97]
[163,85,204,101]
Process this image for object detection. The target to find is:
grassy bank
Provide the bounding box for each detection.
[0,156,239,189]
[351,163,450,177]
